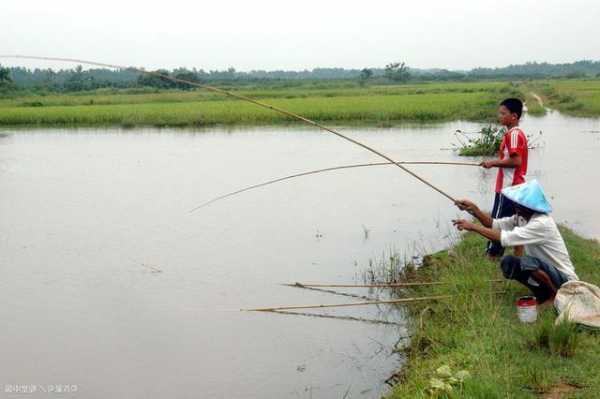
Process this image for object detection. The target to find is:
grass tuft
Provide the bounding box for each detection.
[549,320,580,357]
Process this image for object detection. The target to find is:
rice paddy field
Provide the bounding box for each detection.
[529,79,600,117]
[0,81,544,127]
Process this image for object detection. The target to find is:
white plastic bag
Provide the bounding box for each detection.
[554,281,600,328]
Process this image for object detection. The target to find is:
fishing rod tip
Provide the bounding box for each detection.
[281,282,305,287]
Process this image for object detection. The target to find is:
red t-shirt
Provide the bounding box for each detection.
[495,127,528,193]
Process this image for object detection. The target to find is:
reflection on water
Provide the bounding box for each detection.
[0,111,598,398]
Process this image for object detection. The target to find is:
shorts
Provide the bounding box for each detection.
[500,255,570,303]
[486,193,516,257]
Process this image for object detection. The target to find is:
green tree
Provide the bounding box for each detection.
[0,65,15,91]
[385,61,410,83]
[359,68,373,85]
[64,65,85,91]
[173,69,201,90]
[137,69,177,89]
[0,66,13,83]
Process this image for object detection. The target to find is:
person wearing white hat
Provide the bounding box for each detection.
[453,180,578,304]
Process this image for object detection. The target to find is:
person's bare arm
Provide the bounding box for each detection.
[454,200,493,228]
[453,219,501,241]
[481,153,522,169]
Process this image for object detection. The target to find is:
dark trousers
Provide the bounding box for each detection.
[500,255,569,303]
[487,193,516,257]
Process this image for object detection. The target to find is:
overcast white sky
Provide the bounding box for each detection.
[2,0,600,71]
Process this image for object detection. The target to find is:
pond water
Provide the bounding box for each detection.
[0,111,598,398]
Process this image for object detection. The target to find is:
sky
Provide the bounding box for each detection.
[2,0,600,72]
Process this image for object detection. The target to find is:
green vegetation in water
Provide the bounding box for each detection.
[388,227,600,398]
[456,124,545,157]
[456,126,504,156]
[0,81,526,128]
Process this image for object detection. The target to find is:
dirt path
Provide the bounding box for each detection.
[542,382,579,398]
[530,92,545,108]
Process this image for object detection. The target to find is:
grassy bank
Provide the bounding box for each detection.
[390,228,600,398]
[0,81,527,127]
[528,80,600,117]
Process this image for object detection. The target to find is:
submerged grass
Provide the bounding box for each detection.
[389,227,600,398]
[0,81,524,127]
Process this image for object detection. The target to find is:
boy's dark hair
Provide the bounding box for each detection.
[500,98,523,118]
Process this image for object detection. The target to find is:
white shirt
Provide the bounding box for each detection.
[492,214,578,281]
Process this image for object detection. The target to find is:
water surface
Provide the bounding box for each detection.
[0,111,598,398]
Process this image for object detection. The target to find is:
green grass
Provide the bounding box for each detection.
[0,81,524,127]
[389,227,600,398]
[528,79,600,117]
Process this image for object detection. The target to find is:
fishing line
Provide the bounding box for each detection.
[285,283,376,301]
[0,54,458,204]
[241,294,453,312]
[191,161,477,211]
[266,310,403,326]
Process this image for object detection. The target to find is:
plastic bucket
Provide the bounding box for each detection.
[517,296,538,323]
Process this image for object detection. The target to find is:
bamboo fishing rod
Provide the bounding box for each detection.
[0,54,458,203]
[284,280,503,288]
[243,289,509,312]
[191,160,478,211]
[284,281,446,288]
[241,294,452,312]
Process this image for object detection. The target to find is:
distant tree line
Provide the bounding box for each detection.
[1,60,600,93]
[0,65,15,91]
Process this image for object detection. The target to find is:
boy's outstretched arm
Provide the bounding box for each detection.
[453,219,502,242]
[454,199,493,228]
[481,153,522,169]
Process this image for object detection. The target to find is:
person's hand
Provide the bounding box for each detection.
[454,199,478,215]
[480,160,495,169]
[452,219,475,231]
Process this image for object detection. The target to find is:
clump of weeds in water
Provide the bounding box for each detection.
[361,249,409,284]
[361,224,370,240]
[456,125,545,156]
[456,125,504,156]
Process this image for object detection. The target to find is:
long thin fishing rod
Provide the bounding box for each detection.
[0,55,457,203]
[284,280,503,288]
[191,161,476,211]
[241,294,452,312]
[284,281,446,288]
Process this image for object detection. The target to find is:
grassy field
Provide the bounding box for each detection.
[528,79,600,117]
[0,81,537,127]
[389,228,600,398]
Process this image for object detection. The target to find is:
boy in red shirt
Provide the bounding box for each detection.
[480,98,528,257]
